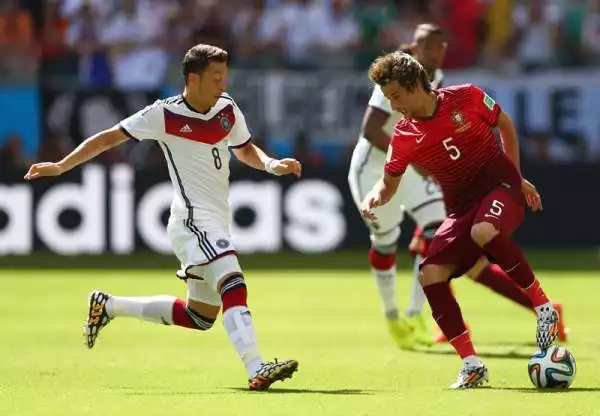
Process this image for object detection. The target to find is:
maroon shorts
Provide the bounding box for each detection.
[421,185,525,278]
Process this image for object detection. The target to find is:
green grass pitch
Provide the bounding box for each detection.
[1,268,598,415]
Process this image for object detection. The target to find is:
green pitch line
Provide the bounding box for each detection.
[0,249,599,271]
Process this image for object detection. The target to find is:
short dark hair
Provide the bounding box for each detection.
[182,44,228,83]
[368,51,431,93]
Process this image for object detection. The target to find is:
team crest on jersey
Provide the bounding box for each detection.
[451,111,471,133]
[216,239,230,249]
[219,115,231,132]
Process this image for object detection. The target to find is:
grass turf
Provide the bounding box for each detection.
[0,269,598,416]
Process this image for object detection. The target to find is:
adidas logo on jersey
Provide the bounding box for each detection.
[180,124,192,133]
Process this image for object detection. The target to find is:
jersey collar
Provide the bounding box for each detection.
[182,94,211,115]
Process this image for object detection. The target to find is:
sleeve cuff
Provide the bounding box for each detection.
[119,124,140,141]
[228,137,252,149]
[491,107,501,127]
[384,168,404,177]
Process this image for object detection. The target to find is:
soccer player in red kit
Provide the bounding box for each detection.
[361,51,560,389]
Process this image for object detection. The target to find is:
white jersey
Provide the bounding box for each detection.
[354,68,444,166]
[348,69,446,241]
[120,93,251,229]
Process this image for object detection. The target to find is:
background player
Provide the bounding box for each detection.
[24,44,301,391]
[348,24,446,349]
[361,51,560,388]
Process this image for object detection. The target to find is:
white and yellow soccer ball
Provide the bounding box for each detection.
[528,345,576,389]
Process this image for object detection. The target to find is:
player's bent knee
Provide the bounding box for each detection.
[370,226,400,249]
[185,300,218,330]
[470,222,499,247]
[218,273,248,312]
[187,299,220,319]
[411,223,441,257]
[419,264,451,287]
[370,241,396,256]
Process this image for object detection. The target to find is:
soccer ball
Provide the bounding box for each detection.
[528,345,576,389]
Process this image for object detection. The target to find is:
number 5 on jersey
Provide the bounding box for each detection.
[442,137,461,160]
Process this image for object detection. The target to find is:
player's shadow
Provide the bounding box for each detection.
[119,391,209,396]
[112,386,211,396]
[484,341,539,348]
[225,387,376,395]
[415,347,531,360]
[486,387,600,393]
[114,386,377,396]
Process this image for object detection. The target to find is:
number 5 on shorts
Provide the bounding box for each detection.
[485,199,504,218]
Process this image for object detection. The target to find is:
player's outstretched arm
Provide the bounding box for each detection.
[360,173,401,220]
[496,110,544,211]
[232,143,302,178]
[497,111,543,211]
[362,106,391,152]
[24,125,130,180]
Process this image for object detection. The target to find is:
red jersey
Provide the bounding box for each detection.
[384,84,522,215]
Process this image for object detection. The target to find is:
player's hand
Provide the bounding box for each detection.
[360,193,382,220]
[272,158,302,178]
[24,162,65,180]
[521,178,543,212]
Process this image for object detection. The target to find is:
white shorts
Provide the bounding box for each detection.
[348,147,446,246]
[168,218,242,306]
[398,165,447,229]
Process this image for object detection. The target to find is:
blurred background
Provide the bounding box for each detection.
[0,0,599,268]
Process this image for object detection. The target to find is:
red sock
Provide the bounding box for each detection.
[369,248,395,270]
[423,282,475,358]
[483,234,549,307]
[522,279,550,308]
[222,286,248,312]
[450,331,476,359]
[476,264,533,309]
[171,298,196,329]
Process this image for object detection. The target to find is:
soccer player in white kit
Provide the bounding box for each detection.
[348,24,447,349]
[24,44,301,391]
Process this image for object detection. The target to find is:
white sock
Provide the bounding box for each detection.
[406,255,426,317]
[372,266,399,319]
[463,355,483,368]
[222,306,262,378]
[106,295,176,324]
